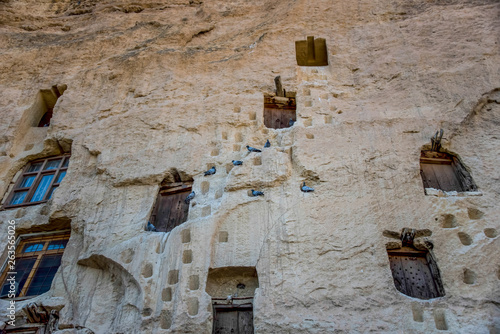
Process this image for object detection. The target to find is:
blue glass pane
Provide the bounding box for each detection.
[56,171,66,183]
[25,254,62,296]
[20,175,36,188]
[23,242,44,253]
[27,162,43,172]
[62,158,70,168]
[10,191,27,205]
[0,257,36,297]
[44,159,62,170]
[47,240,68,250]
[30,174,54,202]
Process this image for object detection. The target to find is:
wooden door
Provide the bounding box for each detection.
[388,252,440,299]
[264,107,296,129]
[213,306,254,334]
[152,189,190,233]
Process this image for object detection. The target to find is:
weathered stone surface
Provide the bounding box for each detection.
[0,0,499,333]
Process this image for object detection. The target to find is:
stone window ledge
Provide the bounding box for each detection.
[424,188,482,197]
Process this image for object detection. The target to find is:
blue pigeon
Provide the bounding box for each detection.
[264,139,270,148]
[288,118,295,127]
[204,166,216,176]
[184,191,195,204]
[232,160,243,166]
[146,221,157,232]
[301,182,314,192]
[251,189,264,196]
[246,145,261,153]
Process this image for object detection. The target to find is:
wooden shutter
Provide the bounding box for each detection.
[213,305,254,334]
[420,151,475,192]
[263,94,296,129]
[151,185,191,233]
[388,249,442,300]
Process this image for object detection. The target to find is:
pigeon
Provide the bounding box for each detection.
[251,189,264,196]
[184,191,195,204]
[264,139,271,148]
[246,145,262,153]
[204,166,216,176]
[301,182,314,192]
[146,221,157,232]
[232,160,243,166]
[288,118,295,127]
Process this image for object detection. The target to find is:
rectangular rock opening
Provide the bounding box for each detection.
[420,151,477,193]
[264,76,296,129]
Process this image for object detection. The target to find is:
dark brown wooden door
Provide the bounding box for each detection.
[152,190,190,233]
[264,107,296,129]
[213,307,253,334]
[389,253,440,299]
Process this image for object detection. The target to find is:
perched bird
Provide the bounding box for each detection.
[301,182,315,192]
[251,189,264,196]
[146,221,157,232]
[204,166,216,176]
[288,118,295,127]
[232,160,243,166]
[184,191,195,204]
[264,139,271,148]
[246,145,262,153]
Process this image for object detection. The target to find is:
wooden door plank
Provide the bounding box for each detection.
[214,310,238,334]
[238,310,254,334]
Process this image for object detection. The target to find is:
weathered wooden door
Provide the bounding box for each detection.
[388,252,441,299]
[213,305,254,334]
[263,107,296,129]
[151,188,191,232]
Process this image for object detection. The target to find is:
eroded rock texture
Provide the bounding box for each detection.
[0,0,499,333]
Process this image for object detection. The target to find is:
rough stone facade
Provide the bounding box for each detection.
[0,0,499,333]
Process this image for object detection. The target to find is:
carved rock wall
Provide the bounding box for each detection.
[0,0,499,333]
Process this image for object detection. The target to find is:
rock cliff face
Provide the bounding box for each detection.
[0,0,499,333]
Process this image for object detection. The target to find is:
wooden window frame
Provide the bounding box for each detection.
[149,182,193,233]
[420,151,477,192]
[3,155,70,209]
[0,231,70,299]
[387,247,445,300]
[263,93,297,129]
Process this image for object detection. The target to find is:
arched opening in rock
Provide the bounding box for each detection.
[35,85,67,127]
[148,170,193,233]
[387,246,445,300]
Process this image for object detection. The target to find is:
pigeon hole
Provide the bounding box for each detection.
[433,310,448,330]
[183,250,193,264]
[263,92,296,129]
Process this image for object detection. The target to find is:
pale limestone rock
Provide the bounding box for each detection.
[0,0,499,333]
